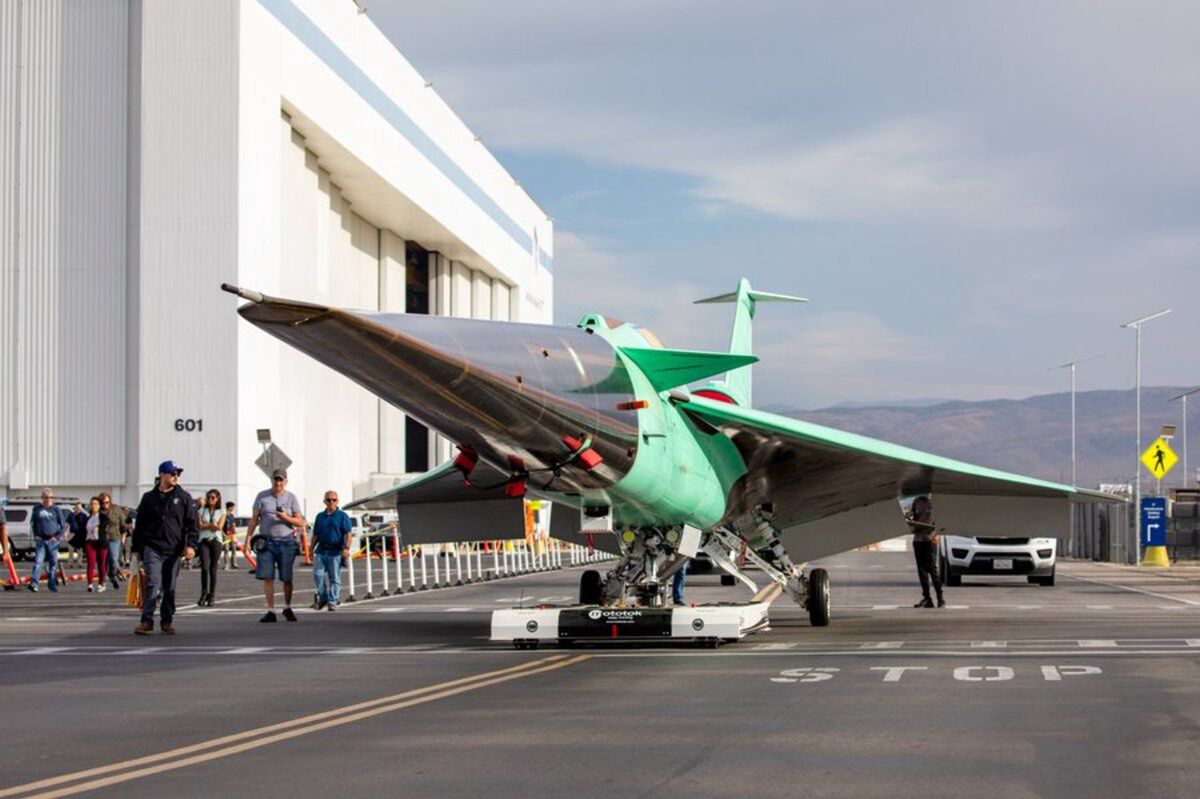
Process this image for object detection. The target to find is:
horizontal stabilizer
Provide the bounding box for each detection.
[694,289,808,305]
[620,347,758,393]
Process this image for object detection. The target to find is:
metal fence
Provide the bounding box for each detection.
[1068,501,1133,564]
[341,530,616,603]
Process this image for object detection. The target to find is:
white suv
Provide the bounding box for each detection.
[3,505,34,560]
[938,535,1057,586]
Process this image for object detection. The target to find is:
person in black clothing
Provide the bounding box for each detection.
[132,460,198,635]
[908,495,944,608]
[67,503,88,571]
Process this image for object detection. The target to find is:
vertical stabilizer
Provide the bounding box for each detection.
[693,279,807,406]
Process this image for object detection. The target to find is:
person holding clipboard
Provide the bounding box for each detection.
[908,495,945,608]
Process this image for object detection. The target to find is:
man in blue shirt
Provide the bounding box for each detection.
[311,490,353,611]
[28,487,68,592]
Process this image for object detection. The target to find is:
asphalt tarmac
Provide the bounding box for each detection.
[3,550,1200,798]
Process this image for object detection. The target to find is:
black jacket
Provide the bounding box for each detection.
[132,485,198,556]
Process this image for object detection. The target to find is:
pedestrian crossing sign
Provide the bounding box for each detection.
[1140,437,1178,480]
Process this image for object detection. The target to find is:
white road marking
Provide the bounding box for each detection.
[751,643,797,650]
[871,666,927,682]
[954,665,1014,681]
[971,641,1007,648]
[1079,640,1118,648]
[1087,605,1114,610]
[1062,571,1200,606]
[1042,665,1102,680]
[859,642,904,649]
[772,667,839,683]
[871,605,900,610]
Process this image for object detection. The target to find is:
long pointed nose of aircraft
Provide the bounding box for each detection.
[224,285,640,490]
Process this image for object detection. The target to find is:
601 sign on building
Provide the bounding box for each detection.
[174,418,203,432]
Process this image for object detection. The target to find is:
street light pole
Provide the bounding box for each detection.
[1050,354,1104,489]
[1050,355,1103,558]
[1121,309,1172,564]
[1169,387,1199,490]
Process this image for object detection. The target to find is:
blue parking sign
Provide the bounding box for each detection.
[1141,497,1168,549]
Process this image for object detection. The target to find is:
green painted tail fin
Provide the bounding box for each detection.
[693,278,807,406]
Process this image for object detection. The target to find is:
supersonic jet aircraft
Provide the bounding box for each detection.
[222,279,1113,625]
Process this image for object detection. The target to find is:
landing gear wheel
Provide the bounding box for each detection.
[720,574,736,587]
[806,567,831,627]
[579,569,603,605]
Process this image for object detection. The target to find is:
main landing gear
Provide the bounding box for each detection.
[702,505,831,628]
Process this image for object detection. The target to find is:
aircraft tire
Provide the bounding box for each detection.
[807,568,831,627]
[579,569,603,604]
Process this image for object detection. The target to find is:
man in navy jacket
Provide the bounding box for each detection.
[132,461,197,635]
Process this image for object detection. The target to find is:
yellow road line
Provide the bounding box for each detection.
[0,654,586,799]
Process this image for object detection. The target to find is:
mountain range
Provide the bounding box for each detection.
[786,386,1197,490]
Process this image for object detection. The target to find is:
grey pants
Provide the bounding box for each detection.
[140,547,181,624]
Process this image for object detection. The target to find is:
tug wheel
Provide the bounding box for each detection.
[579,569,603,604]
[806,568,831,627]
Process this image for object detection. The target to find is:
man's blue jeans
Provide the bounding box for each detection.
[31,538,60,590]
[312,550,342,607]
[107,540,122,581]
[140,547,181,625]
[672,561,688,604]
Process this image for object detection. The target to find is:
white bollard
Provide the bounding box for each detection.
[502,545,509,575]
[347,543,357,602]
[380,537,391,596]
[443,546,452,585]
[455,545,464,584]
[464,543,473,582]
[392,532,403,593]
[493,543,500,578]
[364,536,375,599]
[420,548,428,589]
[476,544,484,580]
[406,545,415,590]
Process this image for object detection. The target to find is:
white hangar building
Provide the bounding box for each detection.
[0,0,554,515]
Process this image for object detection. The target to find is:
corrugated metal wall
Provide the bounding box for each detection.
[0,0,129,489]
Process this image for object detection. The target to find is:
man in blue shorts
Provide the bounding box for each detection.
[247,469,305,622]
[311,490,352,611]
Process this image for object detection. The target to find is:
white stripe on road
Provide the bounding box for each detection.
[1062,571,1200,606]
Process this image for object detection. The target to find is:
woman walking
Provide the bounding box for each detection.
[84,496,110,593]
[196,490,226,607]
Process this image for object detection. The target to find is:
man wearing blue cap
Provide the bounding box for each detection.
[131,461,198,635]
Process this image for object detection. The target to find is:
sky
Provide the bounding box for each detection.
[371,1,1199,410]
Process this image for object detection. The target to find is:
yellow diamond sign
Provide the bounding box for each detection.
[1141,437,1178,480]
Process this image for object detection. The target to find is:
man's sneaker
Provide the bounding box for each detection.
[260,611,277,623]
[27,583,38,592]
[87,584,94,593]
[134,621,154,636]
[160,623,176,635]
[936,596,946,608]
[282,607,298,622]
[97,584,106,593]
[327,604,336,612]
[913,597,933,608]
